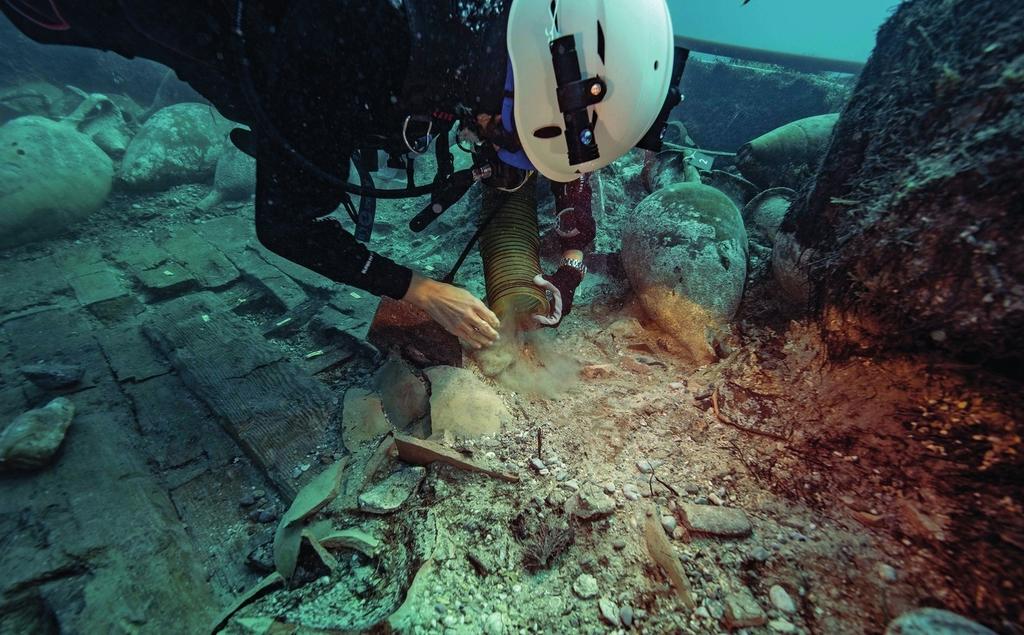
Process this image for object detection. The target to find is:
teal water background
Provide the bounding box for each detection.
[669,0,898,66]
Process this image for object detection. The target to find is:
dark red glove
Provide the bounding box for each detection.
[551,176,595,252]
[533,265,584,327]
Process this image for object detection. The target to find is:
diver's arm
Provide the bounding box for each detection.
[533,176,594,326]
[253,152,412,299]
[252,153,499,347]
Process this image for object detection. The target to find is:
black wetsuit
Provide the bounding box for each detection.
[2,0,512,299]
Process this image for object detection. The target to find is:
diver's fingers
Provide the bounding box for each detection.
[532,275,563,326]
[472,314,500,340]
[475,303,501,330]
[457,323,489,349]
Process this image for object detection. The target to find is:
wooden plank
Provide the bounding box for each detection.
[142,294,338,499]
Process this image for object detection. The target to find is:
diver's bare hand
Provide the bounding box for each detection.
[403,273,500,349]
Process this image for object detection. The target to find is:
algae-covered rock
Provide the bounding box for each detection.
[621,182,748,363]
[0,116,113,249]
[195,141,256,211]
[736,113,838,189]
[777,0,1024,364]
[0,396,75,471]
[120,102,231,190]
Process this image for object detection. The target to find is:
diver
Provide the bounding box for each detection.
[1,0,680,348]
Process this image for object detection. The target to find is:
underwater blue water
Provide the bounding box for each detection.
[669,0,898,69]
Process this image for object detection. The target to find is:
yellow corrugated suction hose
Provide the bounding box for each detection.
[478,174,550,326]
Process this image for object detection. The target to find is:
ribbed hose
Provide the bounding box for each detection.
[479,175,550,325]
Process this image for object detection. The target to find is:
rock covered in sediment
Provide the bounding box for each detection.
[769,585,797,613]
[621,182,748,363]
[723,588,767,628]
[195,140,256,211]
[424,366,511,438]
[0,397,75,471]
[565,483,615,521]
[598,598,620,626]
[0,116,113,249]
[119,103,232,190]
[572,574,599,599]
[678,503,752,538]
[771,0,1024,364]
[357,466,426,514]
[885,608,997,635]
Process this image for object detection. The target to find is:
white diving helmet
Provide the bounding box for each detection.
[507,0,677,183]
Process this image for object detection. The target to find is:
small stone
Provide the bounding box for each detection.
[708,492,725,506]
[581,363,614,379]
[623,484,641,501]
[637,459,655,474]
[769,618,797,633]
[769,585,797,613]
[530,457,547,472]
[620,605,634,627]
[484,611,505,635]
[253,489,266,499]
[612,539,627,550]
[555,469,570,482]
[878,563,898,582]
[0,397,76,471]
[546,489,569,508]
[679,503,752,538]
[358,466,426,514]
[598,598,620,626]
[561,479,580,492]
[434,603,447,614]
[567,485,615,521]
[603,482,616,495]
[750,546,772,562]
[684,483,700,495]
[239,493,256,507]
[256,509,277,524]
[724,589,766,628]
[573,573,599,599]
[539,468,550,476]
[672,526,686,540]
[661,515,677,535]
